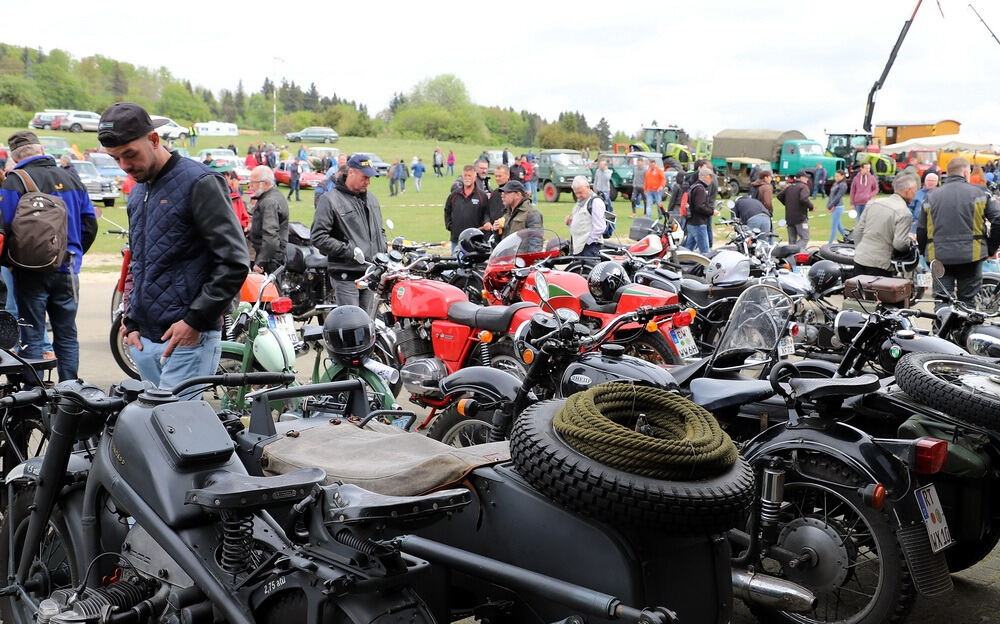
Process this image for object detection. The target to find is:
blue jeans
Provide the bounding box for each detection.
[2,267,53,354]
[579,242,602,257]
[855,203,866,218]
[746,214,772,233]
[525,180,537,204]
[644,191,662,217]
[829,204,848,243]
[812,181,826,198]
[13,270,79,381]
[686,224,710,254]
[287,179,300,201]
[446,164,454,175]
[130,330,222,400]
[631,188,645,212]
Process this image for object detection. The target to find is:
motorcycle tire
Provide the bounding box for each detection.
[110,312,141,380]
[977,273,1000,315]
[510,399,754,534]
[0,484,80,624]
[110,286,123,322]
[818,243,856,266]
[748,453,914,624]
[895,353,1000,429]
[619,330,678,365]
[426,404,493,447]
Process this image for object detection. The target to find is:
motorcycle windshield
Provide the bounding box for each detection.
[712,284,793,368]
[487,228,562,272]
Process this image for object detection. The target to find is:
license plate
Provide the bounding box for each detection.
[778,336,795,357]
[669,326,699,359]
[269,313,299,346]
[914,484,954,553]
[916,273,932,288]
[793,265,809,275]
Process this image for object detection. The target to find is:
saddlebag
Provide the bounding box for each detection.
[843,275,912,303]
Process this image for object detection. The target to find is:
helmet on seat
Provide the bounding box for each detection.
[323,305,376,364]
[705,250,751,286]
[588,261,629,303]
[808,260,842,293]
[459,228,489,255]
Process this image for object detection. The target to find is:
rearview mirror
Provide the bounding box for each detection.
[847,209,858,219]
[534,271,550,302]
[0,311,18,350]
[930,259,945,279]
[385,219,395,230]
[726,200,736,209]
[353,247,366,264]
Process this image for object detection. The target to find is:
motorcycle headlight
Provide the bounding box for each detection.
[834,310,866,344]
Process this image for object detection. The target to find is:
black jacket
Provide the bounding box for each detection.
[444,187,488,241]
[777,181,814,226]
[312,181,387,277]
[686,180,714,226]
[485,187,506,222]
[249,186,289,272]
[509,164,526,182]
[732,196,768,223]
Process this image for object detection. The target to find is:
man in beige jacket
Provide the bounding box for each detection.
[852,174,919,277]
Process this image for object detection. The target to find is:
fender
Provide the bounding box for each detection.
[320,362,398,410]
[440,366,522,403]
[6,451,92,485]
[741,420,911,500]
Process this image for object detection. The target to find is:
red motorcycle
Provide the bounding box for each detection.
[357,250,542,426]
[482,229,698,365]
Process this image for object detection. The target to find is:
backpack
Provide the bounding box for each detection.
[8,170,68,271]
[587,195,616,239]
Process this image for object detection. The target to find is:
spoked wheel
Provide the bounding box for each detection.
[486,340,527,380]
[426,405,493,447]
[619,331,676,365]
[0,485,79,624]
[895,353,1000,428]
[110,312,141,380]
[976,274,1000,315]
[751,456,914,624]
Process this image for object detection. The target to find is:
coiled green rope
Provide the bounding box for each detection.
[553,383,738,480]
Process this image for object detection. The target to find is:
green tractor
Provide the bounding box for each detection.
[632,126,694,171]
[825,131,896,190]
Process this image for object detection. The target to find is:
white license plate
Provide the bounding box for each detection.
[793,265,809,275]
[778,336,795,357]
[914,484,954,553]
[268,313,299,345]
[916,273,932,288]
[669,326,699,359]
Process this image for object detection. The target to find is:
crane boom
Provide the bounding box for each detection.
[969,3,1000,48]
[862,0,924,132]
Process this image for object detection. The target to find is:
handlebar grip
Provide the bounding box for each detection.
[0,388,48,408]
[221,372,296,387]
[649,304,682,316]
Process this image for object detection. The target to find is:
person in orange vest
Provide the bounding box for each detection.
[643,161,666,218]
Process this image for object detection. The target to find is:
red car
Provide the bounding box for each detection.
[273,160,325,188]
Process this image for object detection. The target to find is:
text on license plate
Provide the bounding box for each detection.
[669,326,699,359]
[916,273,932,288]
[778,336,795,357]
[268,314,299,344]
[914,484,954,553]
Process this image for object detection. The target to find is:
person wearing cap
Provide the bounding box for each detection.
[98,102,249,398]
[0,130,98,380]
[566,176,607,257]
[311,154,387,310]
[777,170,815,246]
[445,165,489,253]
[248,166,289,274]
[498,179,542,239]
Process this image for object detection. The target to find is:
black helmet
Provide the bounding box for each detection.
[588,261,629,303]
[323,305,376,364]
[891,244,920,273]
[808,260,842,293]
[459,227,489,255]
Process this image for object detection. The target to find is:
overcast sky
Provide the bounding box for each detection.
[4,0,999,142]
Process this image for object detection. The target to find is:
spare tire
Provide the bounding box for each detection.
[510,398,755,534]
[895,353,1000,428]
[818,242,856,266]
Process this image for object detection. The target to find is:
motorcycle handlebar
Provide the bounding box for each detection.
[171,372,296,396]
[0,387,49,408]
[0,387,126,413]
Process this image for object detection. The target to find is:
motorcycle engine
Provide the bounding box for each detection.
[36,580,160,624]
[279,272,313,318]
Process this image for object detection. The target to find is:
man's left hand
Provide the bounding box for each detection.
[252,264,264,274]
[160,320,201,359]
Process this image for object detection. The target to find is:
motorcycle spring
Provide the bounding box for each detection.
[223,314,233,341]
[219,511,255,575]
[759,467,785,527]
[479,341,492,367]
[333,528,379,556]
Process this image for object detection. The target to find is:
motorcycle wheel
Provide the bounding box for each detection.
[977,273,1000,315]
[485,340,527,380]
[426,404,492,447]
[750,454,914,624]
[620,331,677,365]
[818,243,856,266]
[110,286,123,322]
[895,353,1000,428]
[0,484,79,624]
[110,312,141,380]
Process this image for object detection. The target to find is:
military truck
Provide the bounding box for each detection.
[535,149,593,202]
[710,129,845,193]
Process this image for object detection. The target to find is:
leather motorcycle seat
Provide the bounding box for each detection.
[323,483,470,526]
[771,243,801,258]
[789,374,880,402]
[446,301,535,332]
[579,284,630,315]
[0,351,56,375]
[305,253,329,269]
[680,278,750,308]
[185,467,327,510]
[689,377,775,412]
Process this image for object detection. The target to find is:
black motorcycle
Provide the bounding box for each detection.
[279,221,332,320]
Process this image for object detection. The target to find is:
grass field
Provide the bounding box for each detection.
[1,126,876,265]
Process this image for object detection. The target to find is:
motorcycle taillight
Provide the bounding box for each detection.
[269,297,293,315]
[795,252,811,264]
[913,438,948,474]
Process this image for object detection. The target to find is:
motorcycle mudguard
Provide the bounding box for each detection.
[439,366,522,403]
[319,363,397,410]
[220,340,249,365]
[741,420,910,498]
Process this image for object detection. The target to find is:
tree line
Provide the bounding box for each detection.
[0,44,630,148]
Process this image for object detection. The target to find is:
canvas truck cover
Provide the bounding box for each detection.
[711,129,807,162]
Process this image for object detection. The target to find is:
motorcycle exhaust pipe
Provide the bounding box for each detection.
[732,568,817,614]
[364,358,400,385]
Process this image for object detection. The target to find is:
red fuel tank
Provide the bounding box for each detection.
[391,279,468,320]
[521,270,589,315]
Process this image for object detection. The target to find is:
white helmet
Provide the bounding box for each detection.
[706,250,751,286]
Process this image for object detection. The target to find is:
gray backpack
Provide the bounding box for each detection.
[8,170,69,271]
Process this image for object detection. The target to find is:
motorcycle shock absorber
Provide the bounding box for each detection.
[219,511,255,579]
[479,341,492,367]
[759,466,785,543]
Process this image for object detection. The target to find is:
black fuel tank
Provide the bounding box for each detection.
[559,348,678,397]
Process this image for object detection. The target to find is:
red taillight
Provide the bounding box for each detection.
[270,297,293,315]
[789,323,801,337]
[671,309,694,327]
[914,437,948,474]
[795,252,811,264]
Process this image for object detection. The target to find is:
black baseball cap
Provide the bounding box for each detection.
[346,154,378,177]
[7,130,40,152]
[98,102,168,147]
[500,180,526,193]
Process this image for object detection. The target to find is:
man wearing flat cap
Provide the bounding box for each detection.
[99,102,248,399]
[0,130,98,380]
[311,154,387,310]
[498,179,542,238]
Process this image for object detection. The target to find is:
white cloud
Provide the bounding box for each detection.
[4,0,1000,142]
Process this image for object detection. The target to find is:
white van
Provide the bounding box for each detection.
[193,121,239,137]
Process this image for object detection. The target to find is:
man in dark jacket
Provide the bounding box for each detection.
[685,169,716,253]
[248,165,289,274]
[499,180,542,238]
[778,170,814,246]
[287,159,301,201]
[732,196,771,233]
[917,157,1000,306]
[509,156,527,184]
[1,131,98,381]
[486,165,511,222]
[100,103,248,398]
[812,163,827,198]
[312,155,387,311]
[445,165,489,252]
[474,159,491,196]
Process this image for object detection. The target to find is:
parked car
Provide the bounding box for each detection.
[534,149,593,202]
[151,116,190,142]
[85,152,127,187]
[171,147,192,159]
[39,136,73,158]
[354,152,390,177]
[59,111,101,133]
[285,126,339,143]
[590,152,633,201]
[306,146,340,171]
[273,160,325,188]
[195,148,238,162]
[29,110,71,130]
[205,153,251,187]
[71,160,119,207]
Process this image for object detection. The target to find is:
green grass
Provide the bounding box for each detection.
[1,126,878,258]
